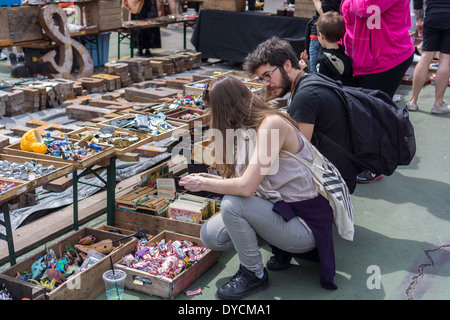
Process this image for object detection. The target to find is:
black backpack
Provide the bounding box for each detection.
[297,73,416,176]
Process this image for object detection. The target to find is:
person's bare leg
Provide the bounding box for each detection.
[433,52,450,107]
[409,51,436,105]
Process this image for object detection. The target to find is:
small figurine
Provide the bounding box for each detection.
[31,257,46,280]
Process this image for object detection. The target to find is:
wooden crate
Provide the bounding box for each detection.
[0,274,46,300]
[294,0,317,18]
[203,0,246,11]
[0,154,73,192]
[114,208,207,238]
[212,70,257,82]
[116,230,218,299]
[164,107,210,129]
[183,79,210,97]
[80,0,123,32]
[63,126,153,156]
[0,6,44,45]
[0,178,29,205]
[98,114,189,142]
[1,228,138,300]
[3,139,115,170]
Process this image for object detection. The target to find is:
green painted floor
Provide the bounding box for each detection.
[1,25,450,302]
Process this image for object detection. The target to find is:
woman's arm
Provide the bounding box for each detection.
[179,115,293,197]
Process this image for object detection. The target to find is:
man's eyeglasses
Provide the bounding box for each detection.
[257,66,279,84]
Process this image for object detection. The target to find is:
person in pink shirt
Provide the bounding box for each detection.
[341,0,414,183]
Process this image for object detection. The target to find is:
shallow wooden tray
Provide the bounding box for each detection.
[63,126,153,156]
[98,114,188,142]
[3,139,115,170]
[0,154,73,192]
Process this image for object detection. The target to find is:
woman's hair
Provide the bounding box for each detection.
[203,75,296,178]
[316,11,345,43]
[243,36,300,75]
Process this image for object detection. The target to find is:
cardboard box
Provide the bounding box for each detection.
[1,228,138,300]
[116,231,218,299]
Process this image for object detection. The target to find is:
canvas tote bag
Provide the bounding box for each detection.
[280,140,354,241]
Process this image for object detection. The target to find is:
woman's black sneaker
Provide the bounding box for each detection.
[217,265,268,300]
[266,246,292,271]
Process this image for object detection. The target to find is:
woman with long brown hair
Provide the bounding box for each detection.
[179,75,338,299]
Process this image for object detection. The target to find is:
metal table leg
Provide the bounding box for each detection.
[72,156,117,231]
[0,202,16,265]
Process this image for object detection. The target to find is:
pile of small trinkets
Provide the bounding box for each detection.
[119,238,210,280]
[178,112,202,121]
[169,95,205,110]
[45,137,104,161]
[67,126,142,150]
[110,113,178,135]
[0,159,57,181]
[14,235,109,292]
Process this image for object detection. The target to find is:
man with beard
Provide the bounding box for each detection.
[243,36,359,270]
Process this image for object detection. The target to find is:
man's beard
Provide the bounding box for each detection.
[267,69,292,98]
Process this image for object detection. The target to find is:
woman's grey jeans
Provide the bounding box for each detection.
[200,194,316,276]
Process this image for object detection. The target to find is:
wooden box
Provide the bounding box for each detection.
[98,114,189,142]
[0,178,29,205]
[0,154,73,191]
[164,107,210,129]
[203,0,246,11]
[81,0,123,32]
[0,274,46,300]
[116,230,218,299]
[213,70,257,82]
[1,228,138,300]
[0,6,44,45]
[183,79,211,97]
[3,139,115,170]
[294,0,317,18]
[63,126,153,156]
[114,208,205,238]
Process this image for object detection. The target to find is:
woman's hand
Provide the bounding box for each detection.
[179,174,204,192]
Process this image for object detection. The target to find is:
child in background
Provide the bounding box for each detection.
[315,11,355,86]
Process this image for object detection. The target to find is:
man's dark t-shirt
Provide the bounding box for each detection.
[287,74,359,193]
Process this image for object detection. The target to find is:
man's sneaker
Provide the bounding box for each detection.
[17,54,25,64]
[431,101,450,115]
[217,265,268,300]
[356,170,383,184]
[406,100,419,111]
[9,53,17,66]
[0,52,7,61]
[266,245,292,271]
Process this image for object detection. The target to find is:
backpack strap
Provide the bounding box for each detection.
[296,74,357,163]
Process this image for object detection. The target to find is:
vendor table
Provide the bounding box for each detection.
[191,10,310,63]
[116,16,197,59]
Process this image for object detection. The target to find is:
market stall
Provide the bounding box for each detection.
[191,9,310,63]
